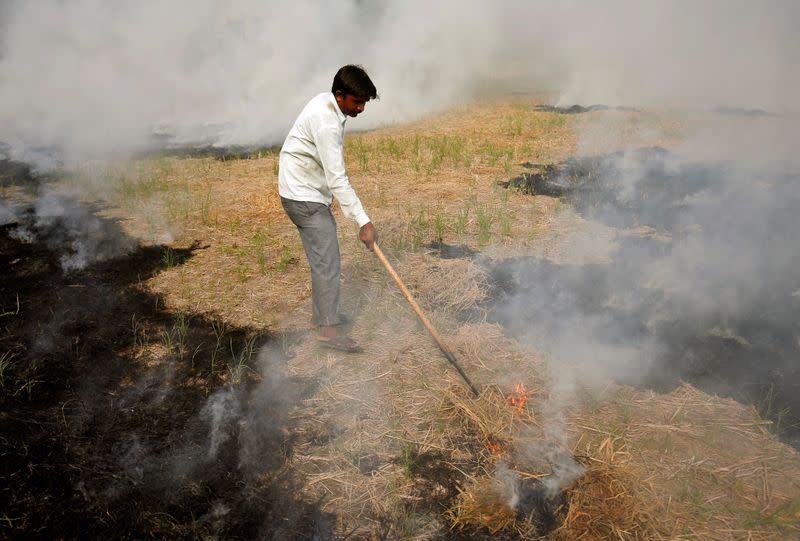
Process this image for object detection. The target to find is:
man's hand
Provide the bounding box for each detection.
[359,222,377,251]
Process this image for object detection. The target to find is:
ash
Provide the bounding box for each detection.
[515,477,568,534]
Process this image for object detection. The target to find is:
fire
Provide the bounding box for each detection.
[508,382,527,414]
[485,383,529,457]
[487,438,505,455]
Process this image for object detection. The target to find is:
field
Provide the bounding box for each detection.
[2,99,799,540]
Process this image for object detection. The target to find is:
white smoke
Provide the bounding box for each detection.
[7,188,137,272]
[195,340,298,469]
[0,201,19,225]
[1,0,798,165]
[201,387,242,460]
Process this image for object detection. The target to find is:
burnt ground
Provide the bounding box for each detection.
[494,148,800,446]
[0,183,332,539]
[530,104,771,117]
[136,142,281,162]
[1,137,280,168]
[532,104,639,115]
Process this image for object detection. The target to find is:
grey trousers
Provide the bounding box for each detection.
[281,197,342,326]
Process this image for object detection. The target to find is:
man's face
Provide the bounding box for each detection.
[335,93,369,118]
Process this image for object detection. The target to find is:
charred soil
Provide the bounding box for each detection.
[0,206,327,539]
[497,148,800,447]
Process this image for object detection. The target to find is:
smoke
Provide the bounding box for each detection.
[0,200,17,225]
[1,1,798,165]
[201,387,243,460]
[6,188,136,272]
[491,109,800,443]
[196,340,300,471]
[493,403,585,510]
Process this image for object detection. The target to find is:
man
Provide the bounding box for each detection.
[278,65,378,353]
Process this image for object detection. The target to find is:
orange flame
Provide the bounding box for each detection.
[487,438,505,455]
[508,382,527,414]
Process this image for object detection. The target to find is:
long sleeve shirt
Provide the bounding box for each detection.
[278,92,370,227]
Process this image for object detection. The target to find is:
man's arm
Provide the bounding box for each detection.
[315,124,369,225]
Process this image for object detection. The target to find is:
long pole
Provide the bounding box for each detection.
[372,243,479,397]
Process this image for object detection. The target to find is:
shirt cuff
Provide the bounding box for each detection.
[355,212,371,228]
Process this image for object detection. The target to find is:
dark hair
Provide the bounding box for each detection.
[331,65,378,100]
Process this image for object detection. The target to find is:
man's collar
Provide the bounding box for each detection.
[328,92,347,124]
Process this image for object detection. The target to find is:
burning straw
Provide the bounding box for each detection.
[439,383,579,536]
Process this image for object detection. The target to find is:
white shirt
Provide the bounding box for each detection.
[278,92,370,227]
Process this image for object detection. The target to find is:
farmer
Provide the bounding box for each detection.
[278,64,378,353]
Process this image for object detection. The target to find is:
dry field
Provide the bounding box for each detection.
[2,98,799,540]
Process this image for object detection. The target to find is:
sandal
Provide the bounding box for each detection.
[316,335,363,353]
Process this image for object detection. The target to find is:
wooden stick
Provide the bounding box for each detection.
[373,243,479,397]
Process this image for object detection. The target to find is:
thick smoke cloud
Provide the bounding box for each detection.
[492,132,800,443]
[1,1,798,164]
